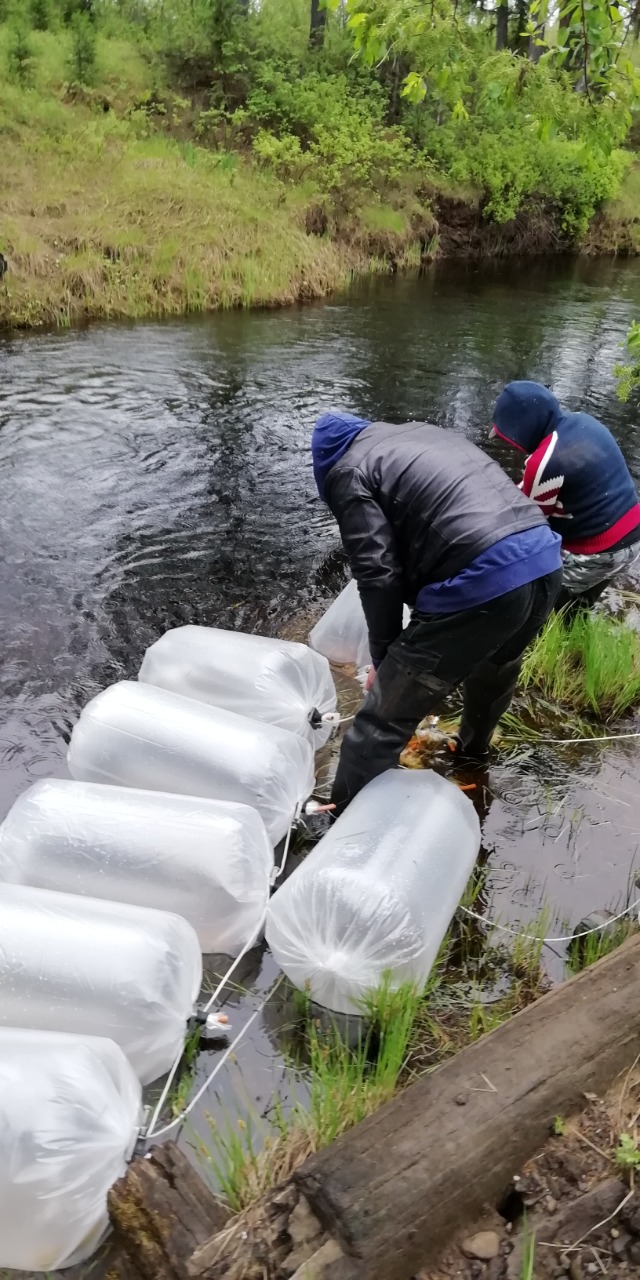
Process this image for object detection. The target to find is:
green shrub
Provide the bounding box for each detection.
[68,10,97,85]
[6,21,35,85]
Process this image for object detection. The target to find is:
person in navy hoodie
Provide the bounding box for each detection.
[491,382,640,608]
[312,412,563,811]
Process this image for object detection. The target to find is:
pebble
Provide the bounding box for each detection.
[612,1235,629,1257]
[545,1195,558,1213]
[586,1265,598,1275]
[611,1227,620,1238]
[461,1231,501,1262]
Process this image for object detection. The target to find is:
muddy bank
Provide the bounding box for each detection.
[425,1073,640,1280]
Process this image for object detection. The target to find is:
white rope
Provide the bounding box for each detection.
[459,896,640,945]
[503,729,640,746]
[271,817,295,885]
[145,976,284,1143]
[202,917,267,1016]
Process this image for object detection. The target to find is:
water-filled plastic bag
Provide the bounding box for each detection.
[139,626,337,746]
[0,1028,141,1270]
[309,580,411,674]
[0,882,202,1083]
[266,769,480,1015]
[0,780,273,955]
[68,681,316,846]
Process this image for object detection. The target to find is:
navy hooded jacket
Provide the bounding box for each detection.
[493,382,640,554]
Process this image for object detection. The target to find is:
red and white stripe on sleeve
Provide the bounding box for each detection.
[519,431,567,517]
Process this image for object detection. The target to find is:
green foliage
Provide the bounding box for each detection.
[520,609,640,719]
[67,10,97,85]
[6,21,35,85]
[245,64,414,198]
[615,1132,640,1169]
[616,322,640,403]
[30,0,52,31]
[0,0,639,327]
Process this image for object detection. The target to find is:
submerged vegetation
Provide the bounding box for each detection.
[1,0,640,326]
[519,608,640,719]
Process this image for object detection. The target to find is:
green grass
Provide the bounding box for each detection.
[565,917,637,975]
[520,1227,536,1280]
[519,609,640,720]
[168,1024,202,1117]
[0,80,362,327]
[203,978,422,1212]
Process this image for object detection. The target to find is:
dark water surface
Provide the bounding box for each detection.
[3,256,640,1171]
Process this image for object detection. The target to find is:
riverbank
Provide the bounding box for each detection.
[2,79,639,330]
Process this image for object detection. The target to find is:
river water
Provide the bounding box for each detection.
[2,257,640,1186]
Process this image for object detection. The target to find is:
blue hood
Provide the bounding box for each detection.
[312,412,371,499]
[493,382,562,454]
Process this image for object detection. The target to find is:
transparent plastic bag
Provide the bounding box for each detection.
[68,681,316,846]
[309,580,411,677]
[0,882,202,1083]
[0,780,273,955]
[266,769,480,1015]
[139,626,337,747]
[0,1028,142,1270]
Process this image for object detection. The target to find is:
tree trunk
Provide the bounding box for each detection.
[186,935,640,1280]
[309,0,326,49]
[496,0,509,49]
[528,23,545,60]
[108,1143,229,1280]
[511,0,530,55]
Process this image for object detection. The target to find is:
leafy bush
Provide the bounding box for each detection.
[246,65,415,198]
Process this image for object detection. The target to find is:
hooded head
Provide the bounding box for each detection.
[312,412,371,500]
[491,382,562,454]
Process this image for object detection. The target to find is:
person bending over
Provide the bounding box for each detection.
[491,381,640,609]
[312,412,563,812]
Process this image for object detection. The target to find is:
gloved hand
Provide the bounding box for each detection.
[364,666,376,693]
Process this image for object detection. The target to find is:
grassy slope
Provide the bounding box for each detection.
[2,97,358,326]
[1,28,638,328]
[0,29,390,326]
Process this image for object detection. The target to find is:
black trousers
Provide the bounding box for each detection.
[331,569,563,812]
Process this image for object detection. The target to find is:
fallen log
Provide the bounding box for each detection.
[108,1142,229,1280]
[185,934,640,1280]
